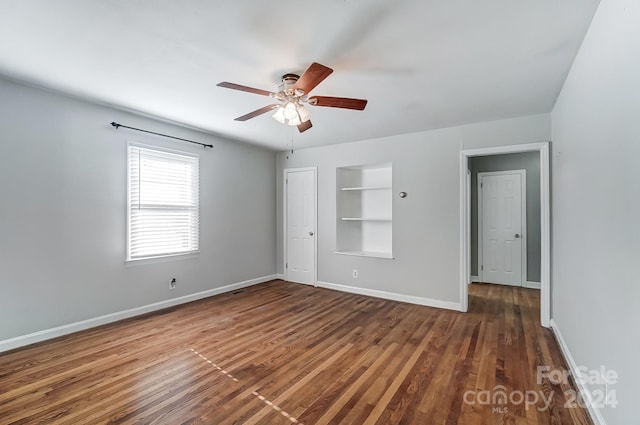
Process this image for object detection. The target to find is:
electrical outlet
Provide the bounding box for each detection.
[169,278,176,289]
[352,269,359,278]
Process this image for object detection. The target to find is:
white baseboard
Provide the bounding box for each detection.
[549,319,606,425]
[471,275,480,283]
[0,274,277,354]
[523,280,541,289]
[317,281,462,312]
[276,273,286,280]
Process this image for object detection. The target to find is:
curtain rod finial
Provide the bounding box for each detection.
[111,122,120,129]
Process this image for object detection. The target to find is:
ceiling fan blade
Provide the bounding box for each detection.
[293,63,333,94]
[217,82,274,97]
[234,104,279,121]
[308,96,368,110]
[297,120,313,133]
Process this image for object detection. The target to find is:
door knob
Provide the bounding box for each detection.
[514,233,520,238]
[309,231,314,236]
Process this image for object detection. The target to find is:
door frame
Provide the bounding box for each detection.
[460,142,550,327]
[477,170,527,286]
[283,167,318,286]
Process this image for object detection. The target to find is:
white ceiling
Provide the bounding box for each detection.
[0,0,600,151]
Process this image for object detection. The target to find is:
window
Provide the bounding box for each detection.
[127,143,200,261]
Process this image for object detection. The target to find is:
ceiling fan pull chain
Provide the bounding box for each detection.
[289,127,294,153]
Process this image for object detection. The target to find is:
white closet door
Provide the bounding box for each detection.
[481,173,523,286]
[286,169,316,285]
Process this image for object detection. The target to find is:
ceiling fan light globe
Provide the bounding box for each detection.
[272,107,286,124]
[288,114,302,126]
[297,104,311,122]
[283,102,299,120]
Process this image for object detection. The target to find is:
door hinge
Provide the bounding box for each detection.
[285,262,288,269]
[481,265,483,271]
[286,178,288,184]
[481,182,483,188]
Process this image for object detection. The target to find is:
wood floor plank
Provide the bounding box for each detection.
[0,280,594,425]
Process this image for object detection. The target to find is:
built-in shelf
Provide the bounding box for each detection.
[336,250,394,259]
[341,217,392,221]
[336,163,392,259]
[340,186,392,191]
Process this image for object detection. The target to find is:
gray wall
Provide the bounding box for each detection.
[276,114,550,306]
[470,152,541,282]
[551,0,639,423]
[0,77,276,341]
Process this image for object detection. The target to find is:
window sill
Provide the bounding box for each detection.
[125,251,200,266]
[335,250,394,259]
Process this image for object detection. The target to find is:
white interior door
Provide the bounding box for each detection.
[480,172,524,286]
[285,168,316,285]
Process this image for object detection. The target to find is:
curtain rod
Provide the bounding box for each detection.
[110,122,213,149]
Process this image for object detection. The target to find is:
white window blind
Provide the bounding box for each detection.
[127,144,200,260]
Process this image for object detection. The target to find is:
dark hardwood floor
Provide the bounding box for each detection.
[0,280,593,425]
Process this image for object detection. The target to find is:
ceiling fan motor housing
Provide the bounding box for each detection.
[278,74,300,96]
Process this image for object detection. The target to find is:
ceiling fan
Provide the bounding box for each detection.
[217,62,368,133]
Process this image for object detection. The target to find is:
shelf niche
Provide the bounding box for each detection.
[336,163,393,259]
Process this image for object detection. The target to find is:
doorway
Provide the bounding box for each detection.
[460,142,550,327]
[283,167,317,285]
